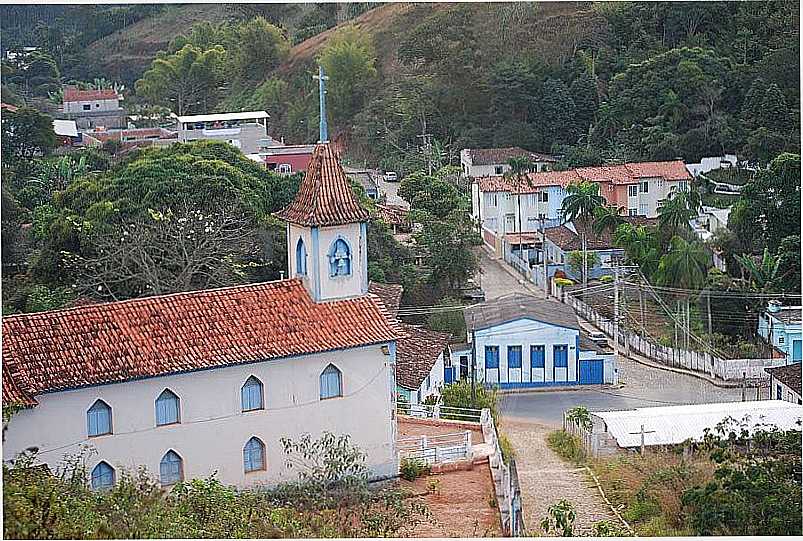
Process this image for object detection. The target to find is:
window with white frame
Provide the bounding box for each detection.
[155,389,180,426]
[640,181,649,193]
[638,203,647,215]
[160,450,183,485]
[241,376,264,412]
[628,185,638,197]
[628,208,637,216]
[484,192,498,207]
[320,364,343,399]
[87,399,112,437]
[328,239,351,277]
[91,461,115,490]
[541,192,549,203]
[494,165,504,175]
[278,163,292,174]
[243,437,266,472]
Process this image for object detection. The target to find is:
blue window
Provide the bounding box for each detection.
[87,399,112,437]
[243,437,266,472]
[777,384,782,400]
[160,450,183,486]
[508,346,522,369]
[241,376,264,412]
[320,364,342,399]
[91,461,115,490]
[155,389,180,426]
[328,239,351,277]
[554,345,569,368]
[295,237,307,276]
[530,345,545,368]
[485,346,499,369]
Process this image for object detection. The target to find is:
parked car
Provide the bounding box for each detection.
[384,171,398,182]
[460,286,485,303]
[588,331,608,346]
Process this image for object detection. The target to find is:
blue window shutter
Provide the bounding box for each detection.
[241,377,263,411]
[244,437,265,472]
[531,346,545,368]
[508,346,522,368]
[91,462,115,489]
[156,390,180,425]
[87,400,112,437]
[320,365,342,399]
[485,346,499,369]
[160,451,183,485]
[554,345,568,368]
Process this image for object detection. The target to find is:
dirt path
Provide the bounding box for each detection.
[502,418,614,535]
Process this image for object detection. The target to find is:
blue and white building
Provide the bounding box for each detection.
[758,304,802,363]
[464,294,616,388]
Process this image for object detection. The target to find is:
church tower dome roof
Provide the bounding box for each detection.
[274,143,370,227]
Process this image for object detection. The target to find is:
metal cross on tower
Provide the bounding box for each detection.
[313,65,330,143]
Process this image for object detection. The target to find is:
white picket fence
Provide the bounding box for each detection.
[398,402,483,422]
[567,295,786,381]
[481,408,523,536]
[397,431,472,464]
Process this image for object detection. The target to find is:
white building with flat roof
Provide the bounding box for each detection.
[176,111,269,154]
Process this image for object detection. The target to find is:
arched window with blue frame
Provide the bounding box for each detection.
[320,364,343,399]
[87,399,112,437]
[155,389,180,426]
[328,238,351,277]
[241,376,264,412]
[160,450,184,485]
[91,461,115,490]
[295,237,307,276]
[243,436,266,472]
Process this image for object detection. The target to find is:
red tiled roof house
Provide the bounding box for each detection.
[2,143,403,489]
[60,85,126,130]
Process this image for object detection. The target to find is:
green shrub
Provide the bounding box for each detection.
[622,491,661,523]
[592,519,632,537]
[399,458,430,481]
[547,430,586,464]
[499,434,516,464]
[439,380,497,422]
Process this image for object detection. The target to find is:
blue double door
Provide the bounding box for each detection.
[579,359,604,384]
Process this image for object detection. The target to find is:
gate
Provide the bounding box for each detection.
[579,359,604,384]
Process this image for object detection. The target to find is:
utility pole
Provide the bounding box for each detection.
[541,216,548,298]
[470,314,477,404]
[416,132,433,175]
[638,274,645,337]
[707,292,714,377]
[581,233,588,290]
[614,262,620,364]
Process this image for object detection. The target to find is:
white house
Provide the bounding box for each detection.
[685,154,739,177]
[2,143,400,489]
[464,293,616,388]
[176,111,269,155]
[60,86,126,129]
[460,147,556,178]
[765,363,802,404]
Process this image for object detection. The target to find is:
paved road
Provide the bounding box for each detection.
[500,350,746,427]
[376,175,408,208]
[476,249,545,300]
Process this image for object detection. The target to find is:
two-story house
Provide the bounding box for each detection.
[176,111,269,155]
[461,147,556,178]
[60,86,126,129]
[464,294,616,388]
[2,143,401,489]
[758,304,802,363]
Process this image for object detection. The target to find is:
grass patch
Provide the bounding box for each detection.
[589,449,714,536]
[546,430,586,465]
[499,433,516,464]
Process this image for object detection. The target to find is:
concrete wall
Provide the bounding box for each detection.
[179,123,267,155]
[470,318,580,386]
[3,344,398,487]
[63,98,120,114]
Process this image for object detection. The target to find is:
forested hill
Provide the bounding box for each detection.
[2,2,799,170]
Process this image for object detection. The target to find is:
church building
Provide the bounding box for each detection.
[2,142,402,489]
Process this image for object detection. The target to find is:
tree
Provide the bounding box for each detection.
[135,44,226,115]
[1,107,57,167]
[561,181,605,224]
[427,297,466,341]
[735,247,783,294]
[570,70,598,133]
[592,205,625,236]
[415,209,481,293]
[541,499,576,536]
[567,250,600,283]
[732,153,800,252]
[3,49,60,97]
[488,60,538,123]
[614,222,661,278]
[228,17,290,85]
[656,236,710,291]
[537,78,577,145]
[318,25,378,125]
[775,235,801,294]
[657,189,700,241]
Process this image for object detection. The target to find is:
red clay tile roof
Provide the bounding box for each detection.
[468,147,556,166]
[545,216,657,251]
[2,280,400,404]
[3,363,37,407]
[765,363,802,396]
[1,102,19,112]
[274,143,370,227]
[63,86,120,102]
[375,204,410,227]
[396,324,451,390]
[368,282,403,317]
[476,161,690,192]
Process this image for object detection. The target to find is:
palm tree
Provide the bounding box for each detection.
[656,236,711,349]
[657,189,700,240]
[506,156,534,251]
[592,205,625,236]
[561,181,605,224]
[735,248,783,293]
[614,223,660,278]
